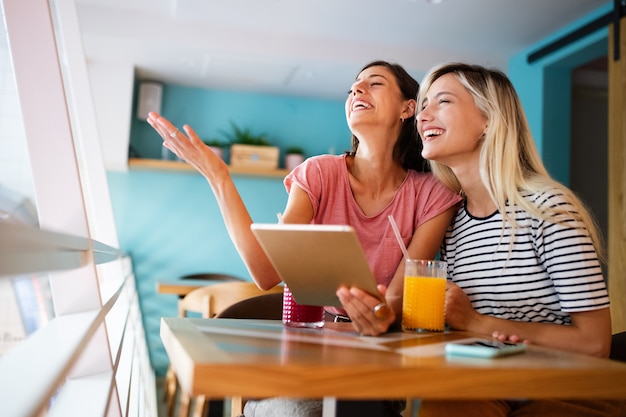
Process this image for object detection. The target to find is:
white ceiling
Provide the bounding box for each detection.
[74,0,608,100]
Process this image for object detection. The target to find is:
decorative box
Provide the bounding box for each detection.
[230,144,279,170]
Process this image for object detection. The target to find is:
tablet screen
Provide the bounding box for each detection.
[251,223,382,307]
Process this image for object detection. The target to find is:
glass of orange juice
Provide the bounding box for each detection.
[402,259,447,332]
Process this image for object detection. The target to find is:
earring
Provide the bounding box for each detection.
[400,118,405,123]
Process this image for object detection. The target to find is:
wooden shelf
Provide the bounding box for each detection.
[128,158,290,178]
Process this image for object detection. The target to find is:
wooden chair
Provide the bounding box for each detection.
[162,273,246,414]
[178,281,283,319]
[165,281,284,417]
[169,273,245,302]
[213,292,285,417]
[180,272,245,282]
[215,292,284,320]
[611,331,626,362]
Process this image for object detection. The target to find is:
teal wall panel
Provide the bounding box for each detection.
[130,85,351,163]
[108,169,290,374]
[509,3,610,185]
[112,85,349,375]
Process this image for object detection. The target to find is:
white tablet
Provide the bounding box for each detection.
[250,223,383,307]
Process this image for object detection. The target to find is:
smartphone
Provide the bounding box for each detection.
[445,339,527,358]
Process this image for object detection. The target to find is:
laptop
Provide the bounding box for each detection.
[250,223,383,307]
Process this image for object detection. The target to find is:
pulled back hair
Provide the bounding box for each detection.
[348,60,428,172]
[417,62,605,261]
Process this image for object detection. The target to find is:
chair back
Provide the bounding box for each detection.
[611,331,626,362]
[211,290,285,416]
[215,292,284,320]
[180,272,245,282]
[178,281,283,318]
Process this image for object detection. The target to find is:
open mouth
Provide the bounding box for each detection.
[423,129,444,139]
[352,100,373,111]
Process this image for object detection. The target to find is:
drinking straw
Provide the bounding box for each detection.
[388,215,410,260]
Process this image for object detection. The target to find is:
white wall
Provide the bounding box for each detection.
[88,60,135,172]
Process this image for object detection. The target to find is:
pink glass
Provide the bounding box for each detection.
[282,285,324,328]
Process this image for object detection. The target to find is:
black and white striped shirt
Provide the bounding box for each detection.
[441,190,609,325]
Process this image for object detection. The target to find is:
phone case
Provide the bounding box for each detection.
[445,339,527,358]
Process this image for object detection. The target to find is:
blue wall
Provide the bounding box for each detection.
[509,3,610,185]
[109,3,611,376]
[112,86,350,375]
[130,84,350,161]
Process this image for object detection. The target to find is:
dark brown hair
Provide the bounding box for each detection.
[348,60,427,172]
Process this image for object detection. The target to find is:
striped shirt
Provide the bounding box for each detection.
[441,190,610,325]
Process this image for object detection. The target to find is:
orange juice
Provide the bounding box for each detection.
[402,275,446,332]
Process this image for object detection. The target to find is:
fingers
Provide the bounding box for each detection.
[146,115,201,162]
[183,124,205,148]
[376,284,388,298]
[147,113,180,140]
[492,331,530,345]
[147,112,180,145]
[145,114,231,181]
[147,116,203,152]
[336,286,394,336]
[146,111,160,124]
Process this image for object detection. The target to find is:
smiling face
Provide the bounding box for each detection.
[416,73,488,169]
[345,65,412,136]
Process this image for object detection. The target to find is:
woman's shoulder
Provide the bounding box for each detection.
[407,170,435,181]
[520,187,572,208]
[306,153,345,165]
[406,170,459,194]
[299,153,346,173]
[287,154,347,185]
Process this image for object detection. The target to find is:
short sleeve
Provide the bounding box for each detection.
[284,154,347,218]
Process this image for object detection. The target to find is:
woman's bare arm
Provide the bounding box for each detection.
[445,281,612,358]
[148,112,293,289]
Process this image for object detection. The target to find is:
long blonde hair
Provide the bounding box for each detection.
[418,62,605,261]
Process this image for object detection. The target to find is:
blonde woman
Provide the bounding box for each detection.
[415,62,620,417]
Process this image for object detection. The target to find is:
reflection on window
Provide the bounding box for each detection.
[0,275,54,357]
[0,15,34,203]
[0,185,38,225]
[0,6,43,358]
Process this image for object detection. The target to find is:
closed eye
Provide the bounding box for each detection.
[420,98,450,111]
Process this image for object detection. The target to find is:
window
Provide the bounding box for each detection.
[0,4,43,358]
[0,1,156,415]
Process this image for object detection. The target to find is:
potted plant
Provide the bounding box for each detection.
[220,121,279,169]
[284,146,306,170]
[219,121,271,146]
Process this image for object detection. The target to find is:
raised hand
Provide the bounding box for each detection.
[146,112,228,181]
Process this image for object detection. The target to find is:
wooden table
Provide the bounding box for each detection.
[156,280,209,298]
[161,318,626,416]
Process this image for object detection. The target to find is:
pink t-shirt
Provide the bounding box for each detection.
[284,154,462,288]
